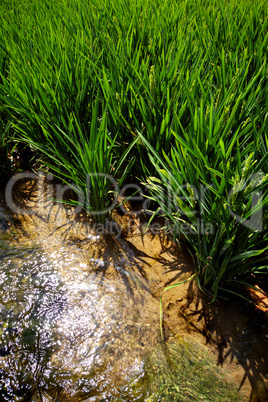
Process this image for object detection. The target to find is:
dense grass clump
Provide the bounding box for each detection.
[0,0,267,299]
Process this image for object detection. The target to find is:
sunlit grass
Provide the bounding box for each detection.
[0,0,267,298]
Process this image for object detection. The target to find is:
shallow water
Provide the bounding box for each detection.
[0,194,161,401]
[0,189,249,402]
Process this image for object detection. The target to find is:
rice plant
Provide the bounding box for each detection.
[0,120,16,179]
[0,0,267,295]
[140,62,268,299]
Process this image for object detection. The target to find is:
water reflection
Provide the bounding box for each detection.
[0,205,157,401]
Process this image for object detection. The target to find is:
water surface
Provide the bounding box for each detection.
[0,196,160,401]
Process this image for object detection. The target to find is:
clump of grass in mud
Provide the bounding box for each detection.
[144,338,239,401]
[138,44,268,300]
[140,106,268,302]
[143,157,267,299]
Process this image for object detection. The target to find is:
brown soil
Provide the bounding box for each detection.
[126,230,268,402]
[3,177,268,401]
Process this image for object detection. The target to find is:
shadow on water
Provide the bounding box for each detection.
[6,177,155,299]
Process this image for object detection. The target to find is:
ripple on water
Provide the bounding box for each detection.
[0,214,159,401]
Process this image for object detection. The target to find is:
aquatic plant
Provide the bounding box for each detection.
[145,338,239,401]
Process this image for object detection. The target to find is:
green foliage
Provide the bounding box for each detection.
[0,120,16,178]
[138,45,268,298]
[145,338,239,401]
[0,0,267,295]
[140,84,268,299]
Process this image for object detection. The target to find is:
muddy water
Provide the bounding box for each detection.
[0,195,162,401]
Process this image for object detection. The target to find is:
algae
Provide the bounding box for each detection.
[144,337,239,401]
